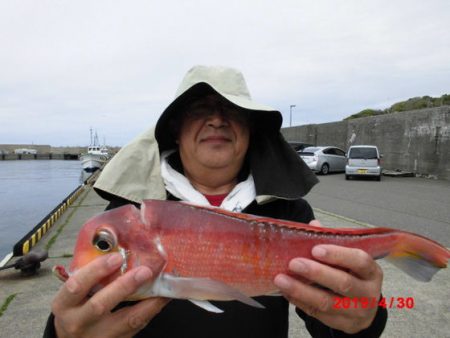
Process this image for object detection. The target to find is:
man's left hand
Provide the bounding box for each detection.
[274,222,383,334]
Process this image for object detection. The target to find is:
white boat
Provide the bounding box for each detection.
[80,129,109,172]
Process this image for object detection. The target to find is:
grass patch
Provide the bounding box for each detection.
[48,253,73,259]
[0,294,18,317]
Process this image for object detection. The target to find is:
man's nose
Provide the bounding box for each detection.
[206,111,229,127]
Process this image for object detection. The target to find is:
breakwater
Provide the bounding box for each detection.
[1,153,79,160]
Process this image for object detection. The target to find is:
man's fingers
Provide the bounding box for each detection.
[111,297,170,334]
[83,266,154,319]
[311,245,381,280]
[275,273,377,334]
[287,258,367,297]
[309,219,322,228]
[53,253,123,311]
[274,274,334,314]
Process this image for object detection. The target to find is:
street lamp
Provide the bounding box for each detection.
[289,104,296,127]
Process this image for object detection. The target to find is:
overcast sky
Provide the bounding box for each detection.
[1,0,449,147]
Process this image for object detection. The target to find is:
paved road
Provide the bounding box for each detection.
[304,173,450,247]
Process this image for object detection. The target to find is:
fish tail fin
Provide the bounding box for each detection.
[386,232,450,282]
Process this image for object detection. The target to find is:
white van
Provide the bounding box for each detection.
[345,145,382,181]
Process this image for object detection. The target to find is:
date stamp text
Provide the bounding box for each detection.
[333,297,415,309]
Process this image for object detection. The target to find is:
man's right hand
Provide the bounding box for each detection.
[52,253,168,338]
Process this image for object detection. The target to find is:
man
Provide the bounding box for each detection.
[45,66,386,337]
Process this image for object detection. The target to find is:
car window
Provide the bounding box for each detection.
[323,148,345,156]
[302,147,320,153]
[349,147,378,159]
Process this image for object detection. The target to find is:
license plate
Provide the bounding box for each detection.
[357,169,368,174]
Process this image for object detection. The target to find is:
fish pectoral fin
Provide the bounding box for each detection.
[188,300,223,313]
[159,274,264,310]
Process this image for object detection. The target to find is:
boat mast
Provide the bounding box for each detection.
[89,127,93,146]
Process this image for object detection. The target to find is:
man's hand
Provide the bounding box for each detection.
[52,253,169,338]
[274,220,383,334]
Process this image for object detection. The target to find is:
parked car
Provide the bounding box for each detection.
[298,146,346,175]
[345,145,382,181]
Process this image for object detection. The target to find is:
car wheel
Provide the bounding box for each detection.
[320,163,329,175]
[376,175,381,181]
[345,175,350,180]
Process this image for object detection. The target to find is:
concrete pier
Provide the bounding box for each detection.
[0,186,449,337]
[0,185,108,337]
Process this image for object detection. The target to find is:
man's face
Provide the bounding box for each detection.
[177,94,250,173]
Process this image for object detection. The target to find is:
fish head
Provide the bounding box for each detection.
[68,204,166,290]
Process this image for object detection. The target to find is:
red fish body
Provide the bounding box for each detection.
[55,200,450,312]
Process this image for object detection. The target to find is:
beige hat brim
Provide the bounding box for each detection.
[155,82,282,152]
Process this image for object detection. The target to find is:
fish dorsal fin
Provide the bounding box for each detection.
[181,202,396,236]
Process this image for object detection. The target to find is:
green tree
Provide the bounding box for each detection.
[345,94,449,120]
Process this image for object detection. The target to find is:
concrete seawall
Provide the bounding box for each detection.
[1,153,79,160]
[282,106,450,180]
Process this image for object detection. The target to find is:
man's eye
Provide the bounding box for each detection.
[189,108,210,116]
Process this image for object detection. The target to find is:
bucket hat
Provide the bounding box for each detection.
[155,65,318,199]
[155,65,282,151]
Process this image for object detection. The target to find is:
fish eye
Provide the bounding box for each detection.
[93,229,116,252]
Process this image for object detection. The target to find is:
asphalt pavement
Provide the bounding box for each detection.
[304,173,450,247]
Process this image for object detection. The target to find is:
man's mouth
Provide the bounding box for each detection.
[201,136,231,143]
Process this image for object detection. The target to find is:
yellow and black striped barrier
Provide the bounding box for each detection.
[13,184,85,256]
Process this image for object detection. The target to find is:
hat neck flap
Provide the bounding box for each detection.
[94,127,166,204]
[249,132,319,201]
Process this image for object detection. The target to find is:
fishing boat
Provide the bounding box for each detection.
[80,129,109,172]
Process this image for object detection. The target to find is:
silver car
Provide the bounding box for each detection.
[345,145,382,181]
[299,146,346,175]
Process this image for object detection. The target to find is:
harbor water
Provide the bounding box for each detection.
[0,160,89,260]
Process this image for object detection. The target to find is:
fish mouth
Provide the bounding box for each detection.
[52,265,70,282]
[52,248,129,283]
[119,247,129,274]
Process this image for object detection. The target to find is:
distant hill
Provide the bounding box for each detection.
[344,94,450,120]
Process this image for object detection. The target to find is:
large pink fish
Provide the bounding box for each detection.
[54,199,450,312]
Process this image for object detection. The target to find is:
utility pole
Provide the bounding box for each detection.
[289,104,296,127]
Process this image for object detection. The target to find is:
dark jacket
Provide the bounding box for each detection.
[43,193,387,338]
